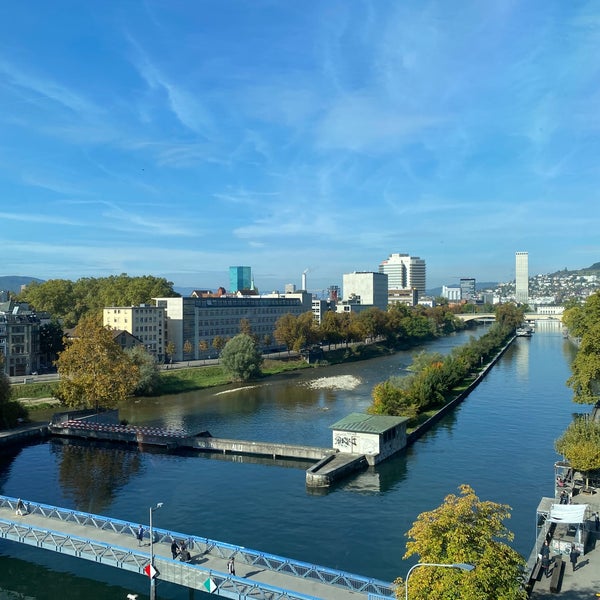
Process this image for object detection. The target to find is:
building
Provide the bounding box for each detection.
[341,272,388,311]
[0,301,41,376]
[229,266,252,293]
[103,304,166,361]
[329,413,409,465]
[515,251,529,304]
[442,286,461,302]
[378,253,426,296]
[154,292,313,361]
[460,278,476,301]
[387,288,419,307]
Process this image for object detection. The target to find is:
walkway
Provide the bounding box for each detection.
[529,491,600,598]
[0,495,394,600]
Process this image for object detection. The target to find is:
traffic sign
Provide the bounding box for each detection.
[144,564,158,579]
[203,578,217,593]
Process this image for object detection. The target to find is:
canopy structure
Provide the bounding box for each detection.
[548,503,588,524]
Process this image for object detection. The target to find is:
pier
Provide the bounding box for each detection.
[0,495,394,600]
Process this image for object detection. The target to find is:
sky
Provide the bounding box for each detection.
[1,1,599,294]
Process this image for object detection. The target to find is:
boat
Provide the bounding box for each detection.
[516,326,533,337]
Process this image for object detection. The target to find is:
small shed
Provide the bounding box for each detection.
[329,413,409,466]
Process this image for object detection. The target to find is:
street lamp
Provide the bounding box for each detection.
[405,562,474,600]
[149,502,163,600]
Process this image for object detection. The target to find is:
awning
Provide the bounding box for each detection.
[548,504,588,524]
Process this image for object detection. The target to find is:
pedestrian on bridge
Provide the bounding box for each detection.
[228,556,235,576]
[136,525,144,546]
[15,499,25,516]
[171,540,179,559]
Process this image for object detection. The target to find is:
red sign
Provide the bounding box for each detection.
[144,564,157,579]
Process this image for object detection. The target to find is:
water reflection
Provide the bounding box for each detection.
[51,439,141,514]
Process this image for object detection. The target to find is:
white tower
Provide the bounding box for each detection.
[515,251,529,304]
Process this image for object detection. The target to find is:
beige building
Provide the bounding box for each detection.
[341,272,388,311]
[103,304,166,361]
[154,292,313,361]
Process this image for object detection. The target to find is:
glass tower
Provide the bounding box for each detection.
[229,266,252,293]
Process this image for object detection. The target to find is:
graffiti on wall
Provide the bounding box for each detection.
[334,434,357,450]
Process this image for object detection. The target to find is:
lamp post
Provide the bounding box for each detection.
[404,562,474,600]
[149,502,163,600]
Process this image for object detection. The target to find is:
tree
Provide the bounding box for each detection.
[55,316,139,411]
[198,340,208,363]
[165,341,176,364]
[398,484,527,600]
[183,339,193,365]
[274,313,298,354]
[494,303,525,332]
[0,361,28,429]
[212,336,226,355]
[220,334,262,382]
[39,319,65,368]
[555,417,600,488]
[126,345,161,396]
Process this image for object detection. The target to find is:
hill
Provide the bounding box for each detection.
[0,276,44,294]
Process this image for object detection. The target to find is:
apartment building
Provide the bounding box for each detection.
[0,301,40,376]
[102,304,166,361]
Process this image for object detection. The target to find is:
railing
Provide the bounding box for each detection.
[0,496,395,599]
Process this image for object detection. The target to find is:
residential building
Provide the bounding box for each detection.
[154,292,312,361]
[229,266,252,293]
[378,253,426,296]
[515,251,529,304]
[312,298,329,324]
[460,278,476,301]
[0,301,40,376]
[341,272,388,311]
[103,304,166,361]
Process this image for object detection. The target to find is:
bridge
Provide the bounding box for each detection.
[456,313,563,323]
[0,495,394,600]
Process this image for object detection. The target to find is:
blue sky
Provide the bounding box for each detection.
[1,1,599,294]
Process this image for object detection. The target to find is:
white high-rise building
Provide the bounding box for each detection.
[515,251,529,304]
[378,253,426,295]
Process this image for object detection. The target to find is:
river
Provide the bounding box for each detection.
[0,322,579,599]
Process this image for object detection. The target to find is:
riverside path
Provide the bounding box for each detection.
[0,495,394,600]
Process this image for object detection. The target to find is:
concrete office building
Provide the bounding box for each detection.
[460,278,476,301]
[229,266,252,293]
[378,253,426,296]
[103,304,166,361]
[515,252,529,304]
[341,272,388,312]
[155,292,312,361]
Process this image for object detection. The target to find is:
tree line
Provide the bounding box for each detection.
[555,291,600,489]
[16,274,179,328]
[369,303,524,420]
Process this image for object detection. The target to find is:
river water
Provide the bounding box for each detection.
[0,322,579,599]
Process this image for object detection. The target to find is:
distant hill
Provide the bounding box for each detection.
[0,276,44,294]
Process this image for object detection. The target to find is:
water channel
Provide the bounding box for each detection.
[0,322,580,599]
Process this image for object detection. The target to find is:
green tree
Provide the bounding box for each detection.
[319,311,342,349]
[494,303,525,332]
[555,417,600,488]
[126,345,161,396]
[0,361,28,429]
[55,316,139,411]
[39,319,64,367]
[398,484,527,600]
[220,334,262,382]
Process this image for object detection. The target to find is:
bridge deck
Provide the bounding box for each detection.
[0,496,394,600]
